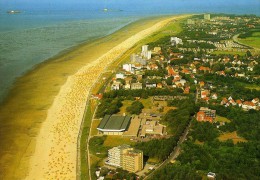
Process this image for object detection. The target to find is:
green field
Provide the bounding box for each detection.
[212,50,246,56]
[215,115,231,123]
[238,32,260,49]
[245,84,260,90]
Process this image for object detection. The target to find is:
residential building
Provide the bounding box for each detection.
[170,37,183,46]
[141,45,152,59]
[124,83,131,89]
[153,47,162,53]
[204,14,211,20]
[211,93,218,100]
[116,73,125,79]
[123,64,134,73]
[131,83,143,90]
[122,149,143,173]
[196,107,216,123]
[107,145,129,167]
[111,82,121,90]
[131,54,147,65]
[187,19,195,25]
[107,145,143,173]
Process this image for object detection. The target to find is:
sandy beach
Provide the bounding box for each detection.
[0,15,189,179]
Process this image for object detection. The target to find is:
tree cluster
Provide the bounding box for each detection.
[135,137,177,162]
[95,98,123,118]
[126,101,144,115]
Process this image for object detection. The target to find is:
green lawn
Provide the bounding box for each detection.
[119,100,133,114]
[80,105,93,180]
[245,84,260,90]
[140,97,153,109]
[91,120,101,136]
[103,136,135,147]
[238,32,260,49]
[215,115,231,123]
[212,50,246,56]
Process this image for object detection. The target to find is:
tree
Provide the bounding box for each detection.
[166,76,174,85]
[126,101,144,115]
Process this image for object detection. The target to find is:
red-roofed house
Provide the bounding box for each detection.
[242,101,256,110]
[201,90,210,99]
[236,99,243,107]
[157,83,163,89]
[93,93,103,100]
[184,86,190,94]
[196,107,216,123]
[211,93,218,100]
[167,66,177,76]
[229,99,237,106]
[252,98,259,104]
[199,81,205,88]
[221,98,229,105]
[199,66,211,72]
[182,69,190,74]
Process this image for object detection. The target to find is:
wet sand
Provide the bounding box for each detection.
[0,15,189,179]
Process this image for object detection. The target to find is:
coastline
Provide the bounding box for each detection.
[0,14,189,179]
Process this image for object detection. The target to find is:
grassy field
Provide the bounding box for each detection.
[218,131,247,144]
[215,115,231,123]
[90,154,103,180]
[238,32,260,49]
[119,100,133,114]
[245,84,260,90]
[140,97,153,109]
[103,136,135,147]
[212,50,246,56]
[147,157,160,164]
[91,120,101,136]
[80,104,93,179]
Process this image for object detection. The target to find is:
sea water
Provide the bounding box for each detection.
[0,0,259,103]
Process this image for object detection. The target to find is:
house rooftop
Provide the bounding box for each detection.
[97,115,131,132]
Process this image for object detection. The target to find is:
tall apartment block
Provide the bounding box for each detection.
[107,144,143,173]
[122,149,143,173]
[204,14,211,20]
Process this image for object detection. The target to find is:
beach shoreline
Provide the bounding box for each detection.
[0,14,189,179]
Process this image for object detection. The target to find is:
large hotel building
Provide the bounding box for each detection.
[107,144,143,173]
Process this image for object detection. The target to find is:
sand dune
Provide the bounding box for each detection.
[26,15,186,179]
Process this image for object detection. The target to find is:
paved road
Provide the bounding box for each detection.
[144,122,192,180]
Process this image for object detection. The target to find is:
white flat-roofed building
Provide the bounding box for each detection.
[170,37,183,46]
[123,64,134,73]
[116,73,125,79]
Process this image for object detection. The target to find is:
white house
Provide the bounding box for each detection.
[170,37,183,46]
[116,73,125,79]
